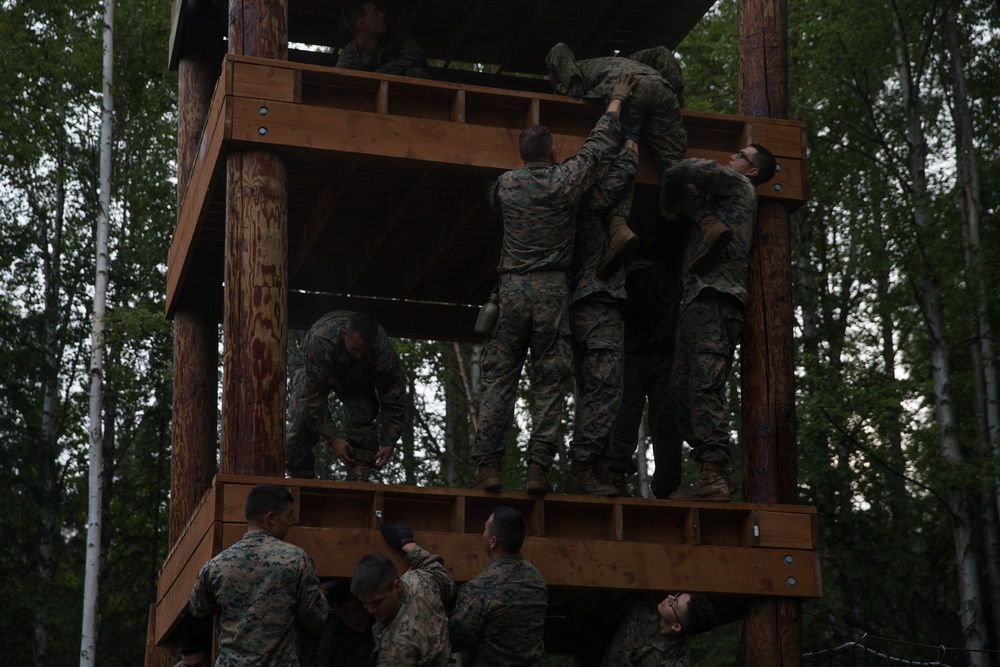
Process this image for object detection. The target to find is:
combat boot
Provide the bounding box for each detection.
[597,216,639,278]
[286,468,315,479]
[570,461,619,497]
[608,471,630,497]
[348,464,372,483]
[526,464,553,494]
[668,462,735,502]
[686,216,732,276]
[470,465,502,491]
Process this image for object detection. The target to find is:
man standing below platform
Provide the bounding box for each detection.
[286,310,406,482]
[662,146,777,501]
[469,73,638,494]
[337,1,429,78]
[450,507,548,665]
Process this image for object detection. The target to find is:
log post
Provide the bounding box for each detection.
[171,0,222,550]
[220,0,289,475]
[738,0,802,665]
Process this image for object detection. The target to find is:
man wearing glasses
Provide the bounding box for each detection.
[660,145,778,501]
[599,592,716,666]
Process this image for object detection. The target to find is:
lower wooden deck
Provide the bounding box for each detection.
[154,474,820,646]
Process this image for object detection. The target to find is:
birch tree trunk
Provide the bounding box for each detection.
[80,0,113,663]
[892,7,989,662]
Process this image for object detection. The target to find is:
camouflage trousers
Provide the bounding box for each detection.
[287,382,382,473]
[605,350,683,498]
[545,42,686,184]
[568,296,624,465]
[668,294,744,465]
[472,273,573,471]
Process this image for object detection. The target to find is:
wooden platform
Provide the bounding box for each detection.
[154,474,820,645]
[167,55,808,340]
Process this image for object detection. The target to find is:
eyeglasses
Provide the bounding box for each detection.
[668,596,687,635]
[735,150,755,167]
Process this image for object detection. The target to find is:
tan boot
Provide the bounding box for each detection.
[348,463,372,483]
[686,216,732,276]
[597,216,639,278]
[470,465,502,491]
[526,464,553,494]
[570,461,619,497]
[669,462,735,502]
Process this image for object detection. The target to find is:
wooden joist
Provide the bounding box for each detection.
[154,474,821,646]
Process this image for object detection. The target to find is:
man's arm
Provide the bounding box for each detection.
[298,349,339,443]
[448,580,491,652]
[376,28,427,75]
[402,543,457,601]
[373,335,407,466]
[296,554,331,630]
[188,562,219,618]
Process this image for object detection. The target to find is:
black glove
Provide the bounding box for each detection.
[621,105,642,142]
[381,524,415,550]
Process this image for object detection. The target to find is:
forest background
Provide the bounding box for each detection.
[2,0,1000,665]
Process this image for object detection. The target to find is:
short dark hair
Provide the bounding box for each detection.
[490,506,526,553]
[346,312,379,342]
[351,553,399,597]
[748,143,776,185]
[519,125,553,162]
[327,578,355,606]
[179,637,209,656]
[341,1,369,34]
[244,484,293,523]
[682,593,716,636]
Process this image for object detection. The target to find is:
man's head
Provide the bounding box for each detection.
[728,143,776,186]
[519,125,556,163]
[177,638,209,667]
[351,553,404,622]
[655,592,715,638]
[244,484,294,540]
[339,312,379,361]
[483,506,526,557]
[328,578,374,632]
[342,1,386,38]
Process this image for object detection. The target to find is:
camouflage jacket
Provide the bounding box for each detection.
[373,546,456,667]
[575,57,666,103]
[661,159,759,309]
[600,597,691,667]
[487,112,622,275]
[189,529,330,667]
[298,310,407,447]
[449,553,548,666]
[336,27,427,75]
[569,145,638,303]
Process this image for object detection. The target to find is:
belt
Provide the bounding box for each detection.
[499,271,566,285]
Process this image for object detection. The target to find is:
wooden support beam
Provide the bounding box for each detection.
[496,0,553,74]
[565,0,618,55]
[290,161,358,280]
[583,0,643,58]
[443,0,489,66]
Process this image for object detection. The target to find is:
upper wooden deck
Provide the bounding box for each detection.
[155,475,820,645]
[168,55,807,339]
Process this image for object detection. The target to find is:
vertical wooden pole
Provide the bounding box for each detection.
[171,0,222,548]
[220,0,289,475]
[738,0,801,665]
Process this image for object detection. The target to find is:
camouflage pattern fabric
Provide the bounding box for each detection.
[660,158,758,465]
[336,27,428,77]
[628,47,684,108]
[287,310,407,473]
[569,296,624,464]
[189,530,330,667]
[473,111,622,470]
[546,43,686,186]
[449,553,548,666]
[472,274,573,470]
[605,259,683,497]
[372,545,456,667]
[600,597,691,667]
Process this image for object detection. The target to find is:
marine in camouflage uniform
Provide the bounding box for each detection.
[566,143,639,495]
[371,545,456,667]
[286,310,406,479]
[599,597,691,667]
[662,148,775,501]
[337,26,428,78]
[189,527,329,665]
[472,98,628,490]
[604,226,685,498]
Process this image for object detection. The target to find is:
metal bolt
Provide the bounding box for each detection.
[786,577,797,587]
[775,162,782,172]
[773,183,782,192]
[753,525,760,537]
[374,509,383,518]
[258,127,268,136]
[259,105,269,116]
[784,555,794,565]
